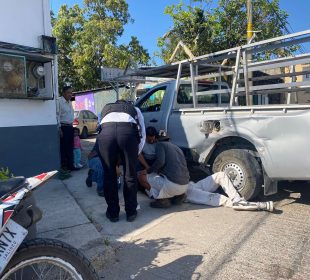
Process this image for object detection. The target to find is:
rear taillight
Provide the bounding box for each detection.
[73,118,79,125]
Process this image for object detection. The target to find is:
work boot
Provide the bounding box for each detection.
[170,193,187,205]
[232,200,274,212]
[257,201,274,212]
[150,199,171,208]
[86,169,93,187]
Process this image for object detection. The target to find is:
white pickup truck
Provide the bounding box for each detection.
[134,30,310,199]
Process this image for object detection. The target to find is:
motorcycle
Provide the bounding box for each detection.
[0,171,99,280]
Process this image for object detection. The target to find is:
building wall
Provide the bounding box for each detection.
[94,89,118,116]
[74,88,128,117]
[0,0,59,176]
[0,0,52,46]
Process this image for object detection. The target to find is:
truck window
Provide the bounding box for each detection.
[177,84,230,107]
[177,84,218,105]
[139,87,166,112]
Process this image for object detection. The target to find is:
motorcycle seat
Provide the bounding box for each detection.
[0,177,27,198]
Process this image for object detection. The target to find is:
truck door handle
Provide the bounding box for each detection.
[150,119,158,123]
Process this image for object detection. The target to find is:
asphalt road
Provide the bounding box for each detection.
[81,136,310,280]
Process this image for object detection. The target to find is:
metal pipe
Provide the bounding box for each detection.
[230,48,241,106]
[190,63,197,108]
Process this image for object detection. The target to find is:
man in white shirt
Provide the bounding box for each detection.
[57,86,75,171]
[98,100,145,222]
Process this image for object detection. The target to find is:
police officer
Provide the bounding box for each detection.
[98,100,145,222]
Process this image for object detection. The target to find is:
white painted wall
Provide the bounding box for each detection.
[0,99,57,127]
[0,0,58,128]
[0,0,52,47]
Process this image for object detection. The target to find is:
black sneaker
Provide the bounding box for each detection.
[106,212,119,223]
[86,169,93,187]
[150,199,172,209]
[170,193,186,205]
[126,211,137,222]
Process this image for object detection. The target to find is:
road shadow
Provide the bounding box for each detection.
[99,237,203,279]
[260,180,310,206]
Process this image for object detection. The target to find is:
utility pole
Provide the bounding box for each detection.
[247,0,253,43]
[246,0,253,105]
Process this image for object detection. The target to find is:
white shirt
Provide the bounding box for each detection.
[100,107,146,154]
[57,96,74,126]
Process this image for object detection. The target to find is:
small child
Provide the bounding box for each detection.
[73,128,83,169]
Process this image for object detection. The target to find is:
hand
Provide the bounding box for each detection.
[139,169,147,176]
[87,151,97,160]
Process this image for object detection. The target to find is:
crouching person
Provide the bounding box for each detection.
[86,139,104,197]
[138,133,189,208]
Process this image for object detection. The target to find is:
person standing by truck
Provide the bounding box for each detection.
[98,100,145,222]
[57,85,75,171]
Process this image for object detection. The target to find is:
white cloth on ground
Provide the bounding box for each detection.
[186,172,242,207]
[147,173,188,199]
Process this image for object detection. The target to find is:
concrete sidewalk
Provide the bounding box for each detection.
[33,167,212,278]
[34,168,199,243]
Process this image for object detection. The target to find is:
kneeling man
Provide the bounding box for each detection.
[138,133,189,208]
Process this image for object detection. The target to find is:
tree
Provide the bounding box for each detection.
[157,0,291,63]
[52,0,150,91]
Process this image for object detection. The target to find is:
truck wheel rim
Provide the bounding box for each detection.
[223,162,245,190]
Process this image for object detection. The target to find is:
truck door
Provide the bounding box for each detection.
[136,85,169,132]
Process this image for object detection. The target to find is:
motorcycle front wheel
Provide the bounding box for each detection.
[1,238,99,280]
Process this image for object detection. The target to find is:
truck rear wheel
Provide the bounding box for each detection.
[212,149,262,200]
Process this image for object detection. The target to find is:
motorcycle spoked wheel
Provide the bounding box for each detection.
[1,238,99,280]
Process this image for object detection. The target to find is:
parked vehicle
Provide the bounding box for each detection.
[0,171,99,279]
[73,110,98,138]
[135,30,310,200]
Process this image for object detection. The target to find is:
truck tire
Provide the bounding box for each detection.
[212,149,262,200]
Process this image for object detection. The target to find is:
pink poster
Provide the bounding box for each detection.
[75,93,95,113]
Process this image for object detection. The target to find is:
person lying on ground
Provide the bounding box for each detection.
[186,172,274,211]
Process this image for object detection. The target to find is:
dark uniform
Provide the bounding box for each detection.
[98,100,145,222]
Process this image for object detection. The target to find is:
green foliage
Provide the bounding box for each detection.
[0,167,13,180]
[52,0,150,91]
[158,0,292,63]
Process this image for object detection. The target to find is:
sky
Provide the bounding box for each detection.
[50,0,310,65]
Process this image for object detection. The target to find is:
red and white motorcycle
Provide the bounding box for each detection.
[0,171,99,280]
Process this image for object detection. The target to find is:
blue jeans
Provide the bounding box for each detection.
[88,157,104,191]
[73,148,81,167]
